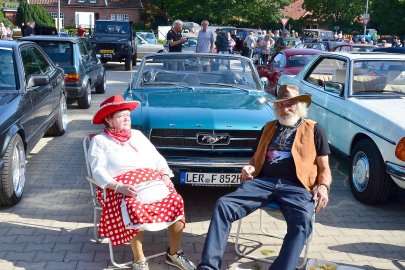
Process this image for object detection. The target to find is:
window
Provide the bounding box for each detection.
[78,42,88,58]
[124,14,129,21]
[305,57,346,95]
[116,14,123,21]
[50,12,64,27]
[110,14,115,20]
[21,46,53,76]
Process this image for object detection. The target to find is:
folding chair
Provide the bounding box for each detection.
[83,135,165,268]
[234,202,316,269]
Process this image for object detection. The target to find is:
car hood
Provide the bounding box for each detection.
[130,89,275,130]
[353,97,405,127]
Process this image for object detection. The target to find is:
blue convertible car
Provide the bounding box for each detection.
[124,53,275,187]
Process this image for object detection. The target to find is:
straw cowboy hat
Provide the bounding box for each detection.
[273,85,311,106]
[92,95,140,124]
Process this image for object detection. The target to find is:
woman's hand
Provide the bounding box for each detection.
[241,165,255,182]
[162,175,174,189]
[116,183,138,198]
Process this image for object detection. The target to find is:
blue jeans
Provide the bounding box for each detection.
[197,177,314,270]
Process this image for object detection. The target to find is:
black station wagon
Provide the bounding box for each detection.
[21,36,106,109]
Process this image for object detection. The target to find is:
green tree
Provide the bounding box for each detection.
[148,0,293,28]
[303,0,365,32]
[370,0,405,36]
[16,0,54,27]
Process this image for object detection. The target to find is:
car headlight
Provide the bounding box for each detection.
[395,137,405,161]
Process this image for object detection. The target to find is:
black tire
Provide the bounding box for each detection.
[95,72,106,94]
[77,83,91,109]
[46,94,67,136]
[350,139,392,204]
[132,53,137,66]
[66,98,75,105]
[125,55,132,70]
[0,134,25,206]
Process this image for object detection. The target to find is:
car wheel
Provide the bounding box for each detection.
[46,94,67,136]
[77,83,91,109]
[95,72,106,94]
[350,139,392,204]
[125,55,132,70]
[0,134,25,206]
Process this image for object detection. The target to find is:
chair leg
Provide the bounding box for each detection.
[93,207,102,243]
[108,239,133,268]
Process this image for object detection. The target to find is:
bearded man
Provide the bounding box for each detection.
[197,85,332,270]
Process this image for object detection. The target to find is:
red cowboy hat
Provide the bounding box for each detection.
[92,95,140,125]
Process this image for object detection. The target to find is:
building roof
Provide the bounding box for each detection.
[29,0,143,8]
[281,0,309,20]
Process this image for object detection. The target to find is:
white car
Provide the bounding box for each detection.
[136,34,166,60]
[278,52,405,204]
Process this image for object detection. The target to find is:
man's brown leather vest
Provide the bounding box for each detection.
[252,119,318,191]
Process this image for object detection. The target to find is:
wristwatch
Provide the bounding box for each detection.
[318,183,330,193]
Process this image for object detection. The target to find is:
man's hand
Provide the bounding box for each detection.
[116,183,138,198]
[241,165,255,182]
[162,175,175,189]
[312,185,329,213]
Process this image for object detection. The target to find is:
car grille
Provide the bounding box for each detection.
[150,129,260,152]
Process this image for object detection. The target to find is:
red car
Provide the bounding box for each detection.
[257,48,322,95]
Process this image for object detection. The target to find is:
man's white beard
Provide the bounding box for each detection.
[277,112,301,127]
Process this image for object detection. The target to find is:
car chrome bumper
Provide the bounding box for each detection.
[386,161,405,181]
[166,156,250,168]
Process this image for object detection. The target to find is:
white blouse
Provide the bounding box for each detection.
[88,130,172,188]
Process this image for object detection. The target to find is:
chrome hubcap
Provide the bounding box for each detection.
[352,151,369,192]
[12,142,25,197]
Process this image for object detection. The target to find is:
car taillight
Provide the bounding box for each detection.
[395,137,405,161]
[65,74,79,82]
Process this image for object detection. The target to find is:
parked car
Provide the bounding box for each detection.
[257,48,321,95]
[278,52,405,204]
[0,40,67,206]
[302,29,335,42]
[332,43,378,52]
[295,41,345,51]
[91,20,137,70]
[136,34,166,60]
[373,47,405,54]
[181,36,198,52]
[21,36,106,109]
[123,53,275,187]
[137,31,157,44]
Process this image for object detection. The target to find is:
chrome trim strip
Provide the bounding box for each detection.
[157,146,253,152]
[310,99,396,145]
[167,161,248,167]
[151,136,257,141]
[386,161,405,181]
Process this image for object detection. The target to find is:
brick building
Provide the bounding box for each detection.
[27,0,144,28]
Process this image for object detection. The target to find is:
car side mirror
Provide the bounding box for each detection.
[324,81,343,95]
[260,77,269,87]
[26,75,50,88]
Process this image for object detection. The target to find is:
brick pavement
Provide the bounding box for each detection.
[1,63,405,270]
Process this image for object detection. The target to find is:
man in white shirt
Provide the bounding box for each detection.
[196,20,214,53]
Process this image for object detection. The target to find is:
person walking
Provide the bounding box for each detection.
[274,30,289,53]
[77,25,86,37]
[227,32,236,54]
[23,21,35,37]
[0,23,7,40]
[244,31,256,59]
[197,84,332,270]
[196,20,214,53]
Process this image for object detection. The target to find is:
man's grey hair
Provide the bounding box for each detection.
[172,20,183,27]
[201,20,209,25]
[282,29,289,35]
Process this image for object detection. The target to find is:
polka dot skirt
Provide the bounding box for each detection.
[96,168,185,246]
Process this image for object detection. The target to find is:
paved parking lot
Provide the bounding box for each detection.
[1,63,405,270]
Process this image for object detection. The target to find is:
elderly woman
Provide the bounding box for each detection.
[88,95,196,270]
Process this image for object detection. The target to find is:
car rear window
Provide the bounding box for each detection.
[287,54,316,67]
[0,48,17,90]
[34,41,73,66]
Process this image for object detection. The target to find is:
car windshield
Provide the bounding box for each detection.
[0,48,17,90]
[95,21,129,34]
[351,60,405,96]
[136,54,261,90]
[287,54,316,67]
[34,41,73,66]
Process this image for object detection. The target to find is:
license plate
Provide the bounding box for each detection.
[180,172,241,186]
[103,54,112,58]
[100,49,114,53]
